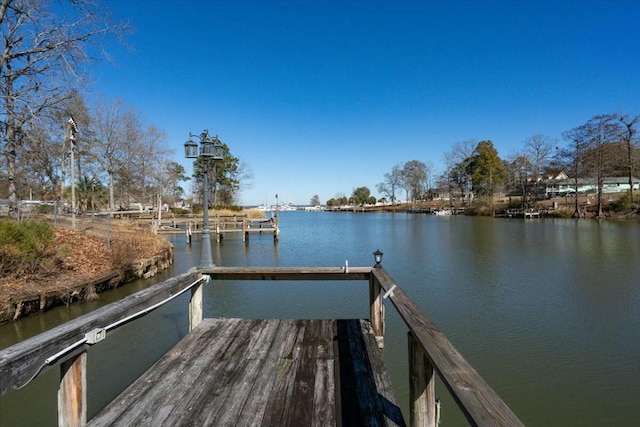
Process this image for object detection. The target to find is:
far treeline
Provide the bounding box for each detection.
[325,113,639,219]
[0,1,251,219]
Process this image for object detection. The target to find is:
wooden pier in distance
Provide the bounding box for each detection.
[153,214,279,242]
[497,209,541,218]
[0,265,524,427]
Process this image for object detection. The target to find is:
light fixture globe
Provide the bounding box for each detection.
[200,136,215,157]
[211,136,224,160]
[373,249,384,267]
[184,137,198,158]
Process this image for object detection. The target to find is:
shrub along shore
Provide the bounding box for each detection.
[0,217,173,323]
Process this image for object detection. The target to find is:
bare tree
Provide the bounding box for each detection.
[562,115,619,218]
[583,114,619,218]
[618,113,640,201]
[17,119,60,199]
[523,134,555,202]
[0,0,126,216]
[163,161,189,206]
[506,152,530,208]
[441,152,454,206]
[135,124,170,206]
[88,99,129,211]
[376,164,402,204]
[560,127,587,218]
[401,160,428,203]
[233,159,254,205]
[447,140,476,203]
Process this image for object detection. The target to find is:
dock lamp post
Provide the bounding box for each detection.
[185,130,224,269]
[68,117,78,229]
[373,249,384,268]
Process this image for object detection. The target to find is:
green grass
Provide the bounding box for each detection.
[0,220,55,274]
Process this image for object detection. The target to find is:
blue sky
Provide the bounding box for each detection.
[93,0,640,206]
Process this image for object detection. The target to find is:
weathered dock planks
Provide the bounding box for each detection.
[88,318,405,427]
[1,266,524,426]
[0,271,201,398]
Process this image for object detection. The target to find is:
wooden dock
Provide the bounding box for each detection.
[0,265,524,427]
[498,209,541,218]
[154,215,279,242]
[89,318,403,426]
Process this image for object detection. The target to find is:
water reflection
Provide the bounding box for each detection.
[1,213,640,426]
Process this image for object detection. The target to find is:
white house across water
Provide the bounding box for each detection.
[545,176,640,197]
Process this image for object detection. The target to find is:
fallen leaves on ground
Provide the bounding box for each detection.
[0,225,171,302]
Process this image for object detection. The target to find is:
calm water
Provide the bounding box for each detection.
[1,212,640,426]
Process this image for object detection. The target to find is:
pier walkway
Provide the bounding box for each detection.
[89,318,402,426]
[0,263,524,427]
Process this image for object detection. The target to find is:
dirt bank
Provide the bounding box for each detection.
[0,218,173,323]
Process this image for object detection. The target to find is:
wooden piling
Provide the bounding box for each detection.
[369,274,384,349]
[273,216,279,242]
[189,279,203,332]
[242,218,248,242]
[409,331,436,427]
[58,351,87,427]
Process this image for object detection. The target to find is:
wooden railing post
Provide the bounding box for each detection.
[273,216,279,242]
[242,218,248,242]
[408,331,436,427]
[58,351,87,427]
[369,274,384,349]
[189,277,203,332]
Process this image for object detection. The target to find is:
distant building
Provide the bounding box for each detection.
[545,176,640,197]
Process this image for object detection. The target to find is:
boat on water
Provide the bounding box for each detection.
[279,203,298,211]
[254,202,298,212]
[432,208,453,216]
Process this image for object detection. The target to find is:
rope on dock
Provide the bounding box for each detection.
[14,274,208,391]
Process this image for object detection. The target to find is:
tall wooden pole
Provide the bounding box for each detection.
[70,143,75,228]
[68,117,78,229]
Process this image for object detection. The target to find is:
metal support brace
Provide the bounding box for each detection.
[383,284,397,299]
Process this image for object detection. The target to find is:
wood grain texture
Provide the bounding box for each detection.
[409,332,435,427]
[58,351,87,427]
[0,270,201,397]
[4,264,522,426]
[189,281,203,332]
[202,266,371,281]
[369,275,385,338]
[371,268,524,426]
[88,318,403,427]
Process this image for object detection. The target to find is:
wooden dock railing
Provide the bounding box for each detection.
[369,267,524,426]
[203,267,524,427]
[0,271,202,426]
[0,265,523,427]
[154,214,280,242]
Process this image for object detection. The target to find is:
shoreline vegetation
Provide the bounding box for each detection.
[0,215,173,323]
[329,192,640,219]
[1,197,638,323]
[0,208,267,323]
